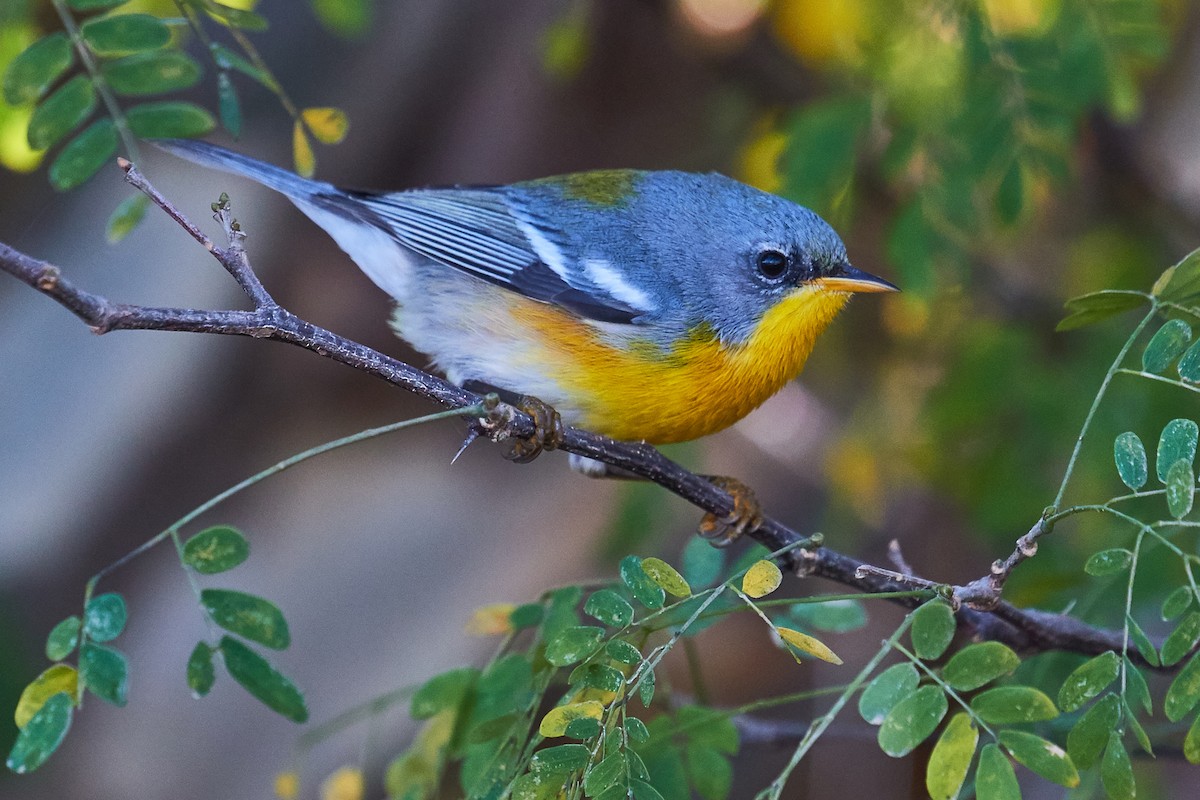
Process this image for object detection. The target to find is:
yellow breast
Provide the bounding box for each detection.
[509,287,851,443]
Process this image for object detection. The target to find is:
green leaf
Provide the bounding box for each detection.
[216,72,241,138]
[1153,247,1200,306]
[620,556,665,609]
[783,94,870,213]
[1157,418,1198,483]
[49,117,117,190]
[410,667,477,720]
[79,643,128,706]
[1101,733,1135,800]
[568,663,624,694]
[925,712,977,800]
[1067,693,1121,769]
[741,559,783,599]
[564,717,601,740]
[681,535,725,589]
[625,716,650,744]
[911,601,955,660]
[1113,431,1148,490]
[1142,319,1193,373]
[1166,650,1200,721]
[106,193,149,243]
[630,779,666,800]
[1162,611,1200,666]
[83,592,127,642]
[218,636,307,722]
[186,641,215,698]
[607,638,641,665]
[67,0,132,9]
[584,589,633,628]
[209,43,278,91]
[310,0,371,37]
[545,625,604,667]
[639,667,655,707]
[539,701,602,738]
[1179,337,1200,382]
[1125,699,1153,756]
[942,642,1019,691]
[200,0,269,31]
[686,744,732,800]
[45,616,81,661]
[858,662,920,724]
[126,100,216,138]
[1125,658,1152,714]
[5,692,73,774]
[640,557,691,598]
[787,597,868,633]
[182,526,250,574]
[971,686,1059,724]
[877,685,947,757]
[28,74,96,150]
[975,743,1020,800]
[1084,548,1133,577]
[475,654,533,723]
[1056,291,1146,332]
[585,752,626,796]
[200,589,289,650]
[14,665,77,728]
[1163,585,1194,620]
[1057,651,1120,712]
[1167,458,1195,518]
[3,33,74,105]
[999,730,1079,788]
[1127,614,1160,667]
[80,14,171,56]
[1186,712,1200,764]
[530,743,588,773]
[101,50,202,96]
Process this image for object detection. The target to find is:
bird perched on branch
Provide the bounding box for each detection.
[158,139,895,478]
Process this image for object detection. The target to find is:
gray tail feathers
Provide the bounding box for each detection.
[152,138,329,200]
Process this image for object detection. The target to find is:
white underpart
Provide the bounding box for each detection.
[294,200,415,302]
[513,215,570,280]
[584,258,655,311]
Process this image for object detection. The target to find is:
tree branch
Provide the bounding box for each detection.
[0,161,1152,666]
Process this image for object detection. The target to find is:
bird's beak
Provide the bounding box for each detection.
[816,263,899,294]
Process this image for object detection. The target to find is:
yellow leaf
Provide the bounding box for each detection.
[293,120,315,178]
[465,603,516,636]
[302,107,349,145]
[538,700,604,738]
[320,766,364,800]
[777,626,843,665]
[641,557,691,598]
[274,771,300,800]
[742,559,782,598]
[15,664,77,728]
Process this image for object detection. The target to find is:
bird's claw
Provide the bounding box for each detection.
[502,395,564,463]
[697,476,763,547]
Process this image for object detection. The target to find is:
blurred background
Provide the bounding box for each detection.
[3,0,1200,797]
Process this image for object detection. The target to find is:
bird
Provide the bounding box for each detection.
[156,139,896,462]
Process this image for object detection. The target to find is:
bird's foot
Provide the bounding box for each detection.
[697,476,763,547]
[501,394,564,463]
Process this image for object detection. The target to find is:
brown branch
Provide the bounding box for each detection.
[0,160,1152,666]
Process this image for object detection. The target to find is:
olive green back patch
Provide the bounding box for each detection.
[528,170,640,207]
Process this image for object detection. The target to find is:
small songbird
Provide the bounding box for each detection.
[158,139,896,454]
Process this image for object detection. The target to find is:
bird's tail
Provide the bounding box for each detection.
[152,138,330,199]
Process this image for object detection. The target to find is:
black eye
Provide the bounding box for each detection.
[756,250,789,280]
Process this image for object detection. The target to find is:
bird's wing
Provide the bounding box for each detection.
[327,188,652,324]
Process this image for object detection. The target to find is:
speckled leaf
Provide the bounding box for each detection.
[1162,611,1200,666]
[45,616,80,661]
[1180,339,1200,382]
[14,665,77,729]
[625,716,650,744]
[1157,419,1198,483]
[84,592,127,642]
[530,743,588,773]
[538,700,602,738]
[1167,458,1195,518]
[49,117,117,190]
[79,643,127,706]
[1068,693,1121,769]
[620,556,665,609]
[912,601,955,660]
[1084,548,1132,576]
[584,589,633,628]
[201,589,289,650]
[742,559,782,598]
[1114,432,1148,490]
[975,743,1020,800]
[858,662,920,725]
[183,526,250,574]
[28,75,95,150]
[1143,319,1192,373]
[5,692,72,774]
[1058,651,1119,712]
[80,14,171,56]
[3,33,74,105]
[187,641,215,698]
[971,686,1059,724]
[568,663,624,693]
[999,730,1079,788]
[607,638,641,665]
[925,712,977,800]
[877,685,947,757]
[126,101,215,138]
[218,636,307,722]
[942,642,1019,691]
[638,667,655,707]
[545,625,604,667]
[1166,650,1200,721]
[640,557,691,598]
[1101,733,1135,800]
[1164,585,1195,620]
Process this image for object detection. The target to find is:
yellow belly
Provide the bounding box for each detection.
[508,286,851,443]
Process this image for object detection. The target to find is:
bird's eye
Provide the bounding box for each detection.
[755,250,789,281]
